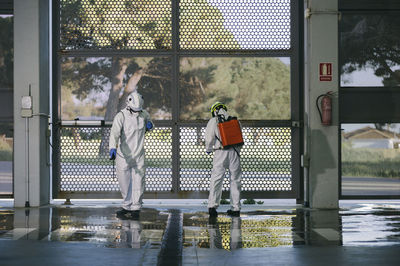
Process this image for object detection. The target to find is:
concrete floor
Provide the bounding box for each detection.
[0,199,399,266]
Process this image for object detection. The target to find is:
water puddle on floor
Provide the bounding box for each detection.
[0,205,399,248]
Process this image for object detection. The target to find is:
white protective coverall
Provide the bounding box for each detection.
[205,108,242,211]
[109,91,153,211]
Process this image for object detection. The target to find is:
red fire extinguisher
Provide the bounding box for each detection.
[316,91,332,126]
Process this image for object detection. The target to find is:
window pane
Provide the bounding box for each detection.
[0,122,13,196]
[0,15,13,89]
[179,0,291,50]
[340,13,400,87]
[341,123,400,196]
[0,15,13,196]
[179,57,290,120]
[60,0,172,50]
[61,57,172,120]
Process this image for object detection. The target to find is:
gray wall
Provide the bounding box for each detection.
[304,0,339,208]
[13,0,50,207]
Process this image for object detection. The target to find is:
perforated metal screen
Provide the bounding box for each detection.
[180,0,291,50]
[179,127,213,191]
[60,0,172,50]
[59,127,172,192]
[179,127,292,192]
[59,126,291,193]
[59,0,291,50]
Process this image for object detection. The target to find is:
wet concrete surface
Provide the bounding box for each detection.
[0,200,399,265]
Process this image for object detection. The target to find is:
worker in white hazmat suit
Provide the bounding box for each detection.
[109,91,153,218]
[205,102,242,217]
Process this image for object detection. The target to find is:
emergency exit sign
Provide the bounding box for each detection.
[319,63,332,81]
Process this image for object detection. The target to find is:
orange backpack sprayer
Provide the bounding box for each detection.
[210,102,244,149]
[217,117,244,148]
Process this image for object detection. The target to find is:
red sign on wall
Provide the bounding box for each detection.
[319,63,332,81]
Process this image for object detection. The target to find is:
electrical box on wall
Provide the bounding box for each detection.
[21,96,33,118]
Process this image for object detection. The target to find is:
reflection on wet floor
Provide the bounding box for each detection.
[341,204,400,246]
[0,204,399,249]
[183,213,296,250]
[46,208,168,249]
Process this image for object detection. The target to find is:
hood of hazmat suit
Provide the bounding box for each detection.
[126,91,144,112]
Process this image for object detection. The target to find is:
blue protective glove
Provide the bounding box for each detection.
[146,121,153,130]
[109,148,117,160]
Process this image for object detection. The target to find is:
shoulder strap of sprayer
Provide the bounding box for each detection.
[215,115,240,158]
[215,115,225,145]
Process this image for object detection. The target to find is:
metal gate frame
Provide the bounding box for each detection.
[52,0,304,200]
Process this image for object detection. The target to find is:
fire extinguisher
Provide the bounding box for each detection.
[316,91,332,126]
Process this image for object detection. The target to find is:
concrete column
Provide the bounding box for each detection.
[304,0,339,208]
[13,0,50,207]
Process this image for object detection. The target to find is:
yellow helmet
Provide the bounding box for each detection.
[210,102,227,117]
